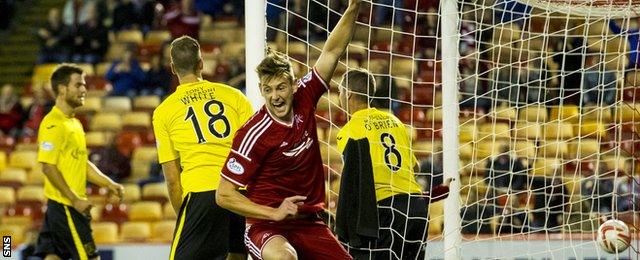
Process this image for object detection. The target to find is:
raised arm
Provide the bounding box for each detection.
[314,0,361,82]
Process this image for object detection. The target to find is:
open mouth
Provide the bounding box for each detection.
[272,100,285,110]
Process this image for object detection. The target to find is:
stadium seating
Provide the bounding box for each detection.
[0,186,16,205]
[0,167,27,188]
[8,150,37,170]
[518,106,548,122]
[538,140,569,159]
[101,202,129,225]
[133,95,161,112]
[103,97,133,113]
[121,221,151,242]
[544,120,574,140]
[151,220,176,242]
[0,150,6,171]
[0,224,25,245]
[86,131,109,149]
[142,182,169,204]
[92,222,120,244]
[531,158,562,177]
[16,185,45,205]
[116,30,144,45]
[77,96,102,114]
[122,112,151,130]
[129,201,162,222]
[91,113,123,131]
[550,105,580,123]
[122,183,141,203]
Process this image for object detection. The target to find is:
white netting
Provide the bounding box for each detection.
[265,0,639,258]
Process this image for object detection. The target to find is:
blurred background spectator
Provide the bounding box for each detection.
[71,3,109,64]
[37,8,71,64]
[0,83,23,136]
[105,46,145,97]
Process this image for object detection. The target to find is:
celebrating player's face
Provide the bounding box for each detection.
[62,73,87,108]
[260,76,294,121]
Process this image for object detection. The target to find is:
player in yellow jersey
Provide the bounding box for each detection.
[34,64,124,260]
[336,68,440,260]
[152,36,253,260]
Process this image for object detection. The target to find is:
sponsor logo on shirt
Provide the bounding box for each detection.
[226,158,245,175]
[71,148,88,160]
[283,137,313,157]
[46,125,56,129]
[41,141,54,151]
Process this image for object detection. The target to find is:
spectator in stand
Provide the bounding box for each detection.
[89,135,131,182]
[373,0,403,27]
[617,175,640,212]
[193,0,224,17]
[581,165,615,213]
[105,46,145,97]
[0,84,23,136]
[266,0,286,41]
[22,84,55,138]
[133,0,156,33]
[485,145,527,192]
[460,61,491,112]
[37,8,71,64]
[112,0,138,31]
[72,3,109,64]
[163,0,200,40]
[582,55,618,106]
[141,54,172,97]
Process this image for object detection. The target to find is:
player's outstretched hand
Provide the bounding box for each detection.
[108,183,125,202]
[272,195,307,221]
[72,198,93,217]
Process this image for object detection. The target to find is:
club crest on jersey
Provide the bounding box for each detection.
[226,158,244,175]
[301,72,313,85]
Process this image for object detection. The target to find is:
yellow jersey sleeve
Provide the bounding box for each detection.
[37,120,66,165]
[153,111,179,164]
[237,93,254,126]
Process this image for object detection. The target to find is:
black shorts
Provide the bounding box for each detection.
[34,200,98,260]
[169,190,247,260]
[348,194,428,260]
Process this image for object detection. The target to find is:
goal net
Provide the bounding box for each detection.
[263,0,639,258]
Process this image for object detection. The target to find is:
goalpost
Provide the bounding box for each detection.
[247,0,640,259]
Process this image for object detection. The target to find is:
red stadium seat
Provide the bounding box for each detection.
[116,131,143,157]
[101,203,129,225]
[85,76,109,90]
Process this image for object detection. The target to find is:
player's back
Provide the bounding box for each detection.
[337,107,422,201]
[153,80,253,193]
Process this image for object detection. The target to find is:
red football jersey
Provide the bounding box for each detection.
[221,68,329,223]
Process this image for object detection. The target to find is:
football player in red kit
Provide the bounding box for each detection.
[215,1,361,259]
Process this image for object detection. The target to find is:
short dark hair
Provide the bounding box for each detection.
[50,64,84,95]
[341,68,377,103]
[170,36,201,76]
[256,48,294,84]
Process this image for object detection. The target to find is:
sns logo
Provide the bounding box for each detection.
[2,236,10,257]
[226,158,244,175]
